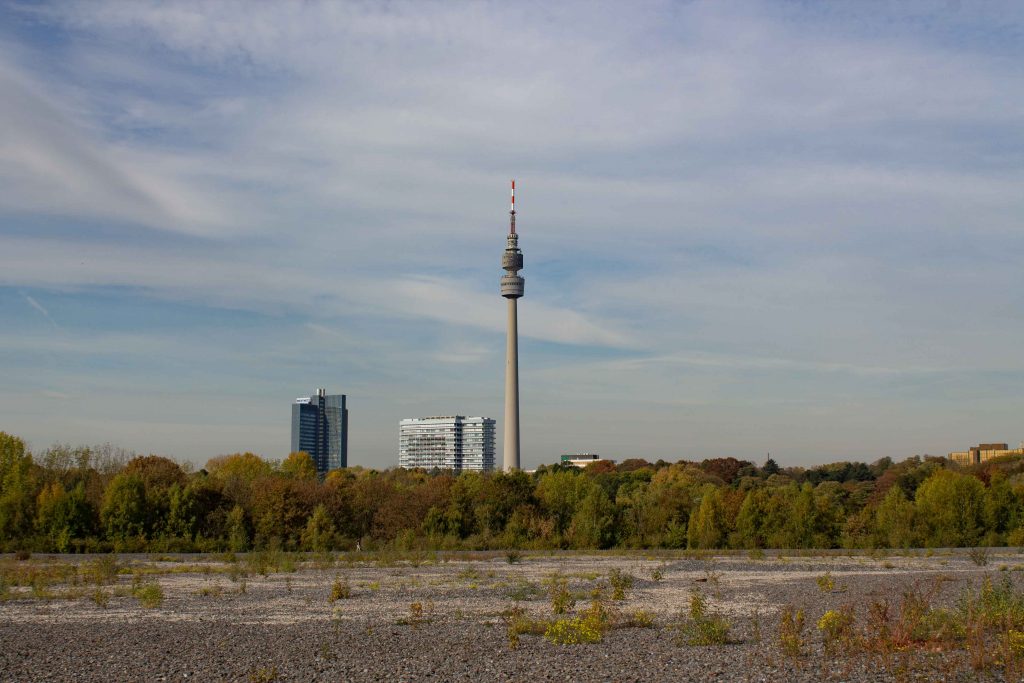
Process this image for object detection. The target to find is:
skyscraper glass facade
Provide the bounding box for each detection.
[291,389,348,474]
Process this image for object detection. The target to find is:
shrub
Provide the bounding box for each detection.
[544,616,602,644]
[133,582,164,609]
[549,577,576,615]
[330,577,351,602]
[650,566,664,582]
[626,609,656,628]
[90,588,110,608]
[779,605,805,657]
[677,590,730,646]
[609,568,635,601]
[502,605,547,649]
[817,607,855,647]
[816,571,836,592]
[968,547,990,567]
[398,601,430,627]
[89,556,119,585]
[544,601,609,645]
[14,550,30,562]
[506,550,523,564]
[507,579,543,602]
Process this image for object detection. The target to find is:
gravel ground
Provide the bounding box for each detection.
[2,550,1023,682]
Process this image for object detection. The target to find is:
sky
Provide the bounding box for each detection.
[1,1,1023,470]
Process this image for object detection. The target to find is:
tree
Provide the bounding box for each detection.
[688,485,727,549]
[226,504,249,552]
[734,489,769,548]
[205,452,273,482]
[301,503,337,551]
[281,451,317,480]
[35,481,93,551]
[568,483,616,549]
[914,469,985,547]
[101,473,148,540]
[983,472,1018,539]
[0,432,36,545]
[874,485,915,548]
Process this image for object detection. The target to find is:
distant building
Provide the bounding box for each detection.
[949,442,1024,466]
[560,453,616,468]
[291,389,348,474]
[399,416,496,471]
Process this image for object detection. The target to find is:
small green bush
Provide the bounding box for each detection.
[626,609,656,628]
[133,582,164,609]
[778,605,805,657]
[506,579,544,602]
[677,591,730,646]
[549,577,576,615]
[817,607,855,647]
[330,577,351,602]
[609,568,635,601]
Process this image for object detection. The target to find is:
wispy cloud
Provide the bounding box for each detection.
[21,292,59,329]
[1,2,1022,465]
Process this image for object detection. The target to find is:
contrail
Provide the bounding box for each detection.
[22,293,60,330]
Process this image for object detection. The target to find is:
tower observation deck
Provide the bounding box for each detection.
[501,180,523,471]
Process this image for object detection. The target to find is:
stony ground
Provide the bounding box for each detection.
[2,549,1024,682]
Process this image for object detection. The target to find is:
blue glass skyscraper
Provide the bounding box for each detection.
[290,388,348,474]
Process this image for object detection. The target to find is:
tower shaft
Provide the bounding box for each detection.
[503,297,520,471]
[500,180,523,471]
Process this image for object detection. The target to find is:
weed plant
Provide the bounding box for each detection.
[676,590,730,646]
[132,581,164,608]
[548,576,576,614]
[778,605,805,657]
[969,547,991,567]
[608,568,635,600]
[330,576,351,601]
[544,599,610,645]
[817,606,855,649]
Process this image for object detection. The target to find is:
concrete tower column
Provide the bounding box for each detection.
[504,297,520,471]
[500,180,524,471]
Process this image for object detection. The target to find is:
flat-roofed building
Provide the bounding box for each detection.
[949,443,1024,466]
[399,416,496,471]
[559,453,616,468]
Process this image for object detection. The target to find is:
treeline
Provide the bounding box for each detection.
[2,431,1024,553]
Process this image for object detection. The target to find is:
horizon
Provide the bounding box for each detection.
[2,2,1023,469]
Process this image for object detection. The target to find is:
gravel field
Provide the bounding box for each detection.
[2,550,1023,682]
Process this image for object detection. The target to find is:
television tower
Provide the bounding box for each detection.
[500,180,524,471]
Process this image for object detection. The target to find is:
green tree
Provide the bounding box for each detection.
[281,451,317,480]
[226,504,249,552]
[914,469,985,547]
[688,485,728,549]
[568,483,616,549]
[0,432,36,545]
[983,472,1018,538]
[874,485,915,548]
[734,489,769,548]
[301,503,337,551]
[101,473,148,540]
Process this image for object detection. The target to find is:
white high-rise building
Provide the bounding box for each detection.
[399,416,496,471]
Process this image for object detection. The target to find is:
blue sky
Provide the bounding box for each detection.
[1,1,1022,468]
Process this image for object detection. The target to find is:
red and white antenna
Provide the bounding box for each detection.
[509,179,516,234]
